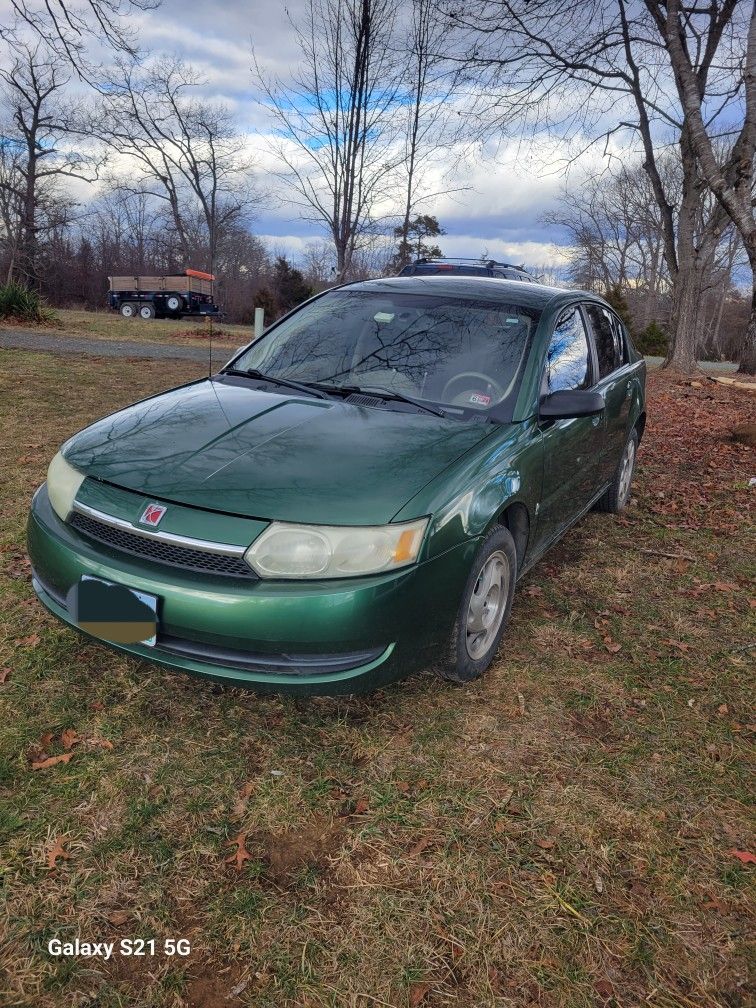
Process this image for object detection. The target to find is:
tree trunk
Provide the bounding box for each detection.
[665,263,700,372]
[738,270,756,375]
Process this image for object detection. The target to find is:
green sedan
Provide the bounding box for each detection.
[27,276,646,695]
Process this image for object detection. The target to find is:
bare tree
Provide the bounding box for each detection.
[0,41,102,286]
[0,137,24,282]
[393,0,460,270]
[254,0,403,280]
[644,0,755,373]
[546,154,732,351]
[99,58,260,273]
[4,0,160,75]
[442,0,748,372]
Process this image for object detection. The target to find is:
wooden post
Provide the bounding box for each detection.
[254,307,265,340]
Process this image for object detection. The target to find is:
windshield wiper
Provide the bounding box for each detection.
[221,368,329,401]
[321,382,447,418]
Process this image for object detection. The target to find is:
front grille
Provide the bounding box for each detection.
[69,511,256,579]
[158,634,385,676]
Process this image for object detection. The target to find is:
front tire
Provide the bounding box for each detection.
[595,427,638,513]
[438,526,517,684]
[120,303,136,318]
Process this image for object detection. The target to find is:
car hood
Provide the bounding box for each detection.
[63,378,494,525]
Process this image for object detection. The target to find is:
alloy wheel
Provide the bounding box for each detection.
[619,437,636,503]
[465,550,510,660]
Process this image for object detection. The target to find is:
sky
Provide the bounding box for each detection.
[0,0,644,272]
[113,0,590,270]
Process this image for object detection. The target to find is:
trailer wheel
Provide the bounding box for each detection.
[120,303,137,318]
[139,304,156,320]
[166,295,183,313]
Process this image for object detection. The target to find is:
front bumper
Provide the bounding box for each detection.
[27,486,477,695]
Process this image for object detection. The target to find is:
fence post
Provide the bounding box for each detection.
[254,307,265,341]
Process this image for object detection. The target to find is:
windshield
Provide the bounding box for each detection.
[234,289,539,417]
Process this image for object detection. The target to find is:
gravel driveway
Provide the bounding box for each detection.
[1,327,737,375]
[0,327,232,368]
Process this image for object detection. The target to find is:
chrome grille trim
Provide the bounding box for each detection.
[71,501,247,556]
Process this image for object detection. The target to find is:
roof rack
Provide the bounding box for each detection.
[413,256,527,271]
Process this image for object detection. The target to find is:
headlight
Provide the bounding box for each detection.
[245,518,429,579]
[47,452,86,522]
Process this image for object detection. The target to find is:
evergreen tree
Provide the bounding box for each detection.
[272,257,313,314]
[390,215,445,271]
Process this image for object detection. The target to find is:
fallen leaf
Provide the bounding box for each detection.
[233,781,256,817]
[39,732,54,748]
[702,897,728,912]
[535,838,556,850]
[91,738,114,751]
[409,982,431,1006]
[395,780,410,794]
[603,639,621,654]
[224,832,253,872]
[107,910,130,926]
[90,701,105,711]
[47,837,70,870]
[31,752,74,771]
[60,729,80,750]
[352,798,369,815]
[666,639,691,652]
[594,978,614,998]
[728,849,756,864]
[19,634,41,648]
[408,836,433,857]
[0,667,11,683]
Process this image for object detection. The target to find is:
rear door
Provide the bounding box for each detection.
[582,303,631,486]
[536,306,604,549]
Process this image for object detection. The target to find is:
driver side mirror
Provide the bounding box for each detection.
[539,389,605,419]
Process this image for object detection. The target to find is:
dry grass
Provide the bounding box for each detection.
[0,352,753,1008]
[1,308,253,348]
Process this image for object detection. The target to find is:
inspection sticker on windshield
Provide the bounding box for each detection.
[469,392,491,406]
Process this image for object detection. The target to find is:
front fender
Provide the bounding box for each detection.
[394,419,542,561]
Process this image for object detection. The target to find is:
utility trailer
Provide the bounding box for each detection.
[107,270,219,320]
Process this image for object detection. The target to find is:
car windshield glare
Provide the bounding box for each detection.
[234,290,539,416]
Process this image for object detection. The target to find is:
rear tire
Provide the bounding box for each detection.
[120,303,137,318]
[595,427,638,513]
[139,304,156,320]
[166,295,183,313]
[438,526,517,684]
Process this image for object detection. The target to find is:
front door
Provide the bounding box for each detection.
[535,306,605,550]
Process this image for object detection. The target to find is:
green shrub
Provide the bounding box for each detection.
[604,284,634,333]
[0,282,59,325]
[635,321,668,356]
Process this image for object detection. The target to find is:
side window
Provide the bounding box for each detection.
[543,308,590,394]
[584,303,620,379]
[609,312,627,365]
